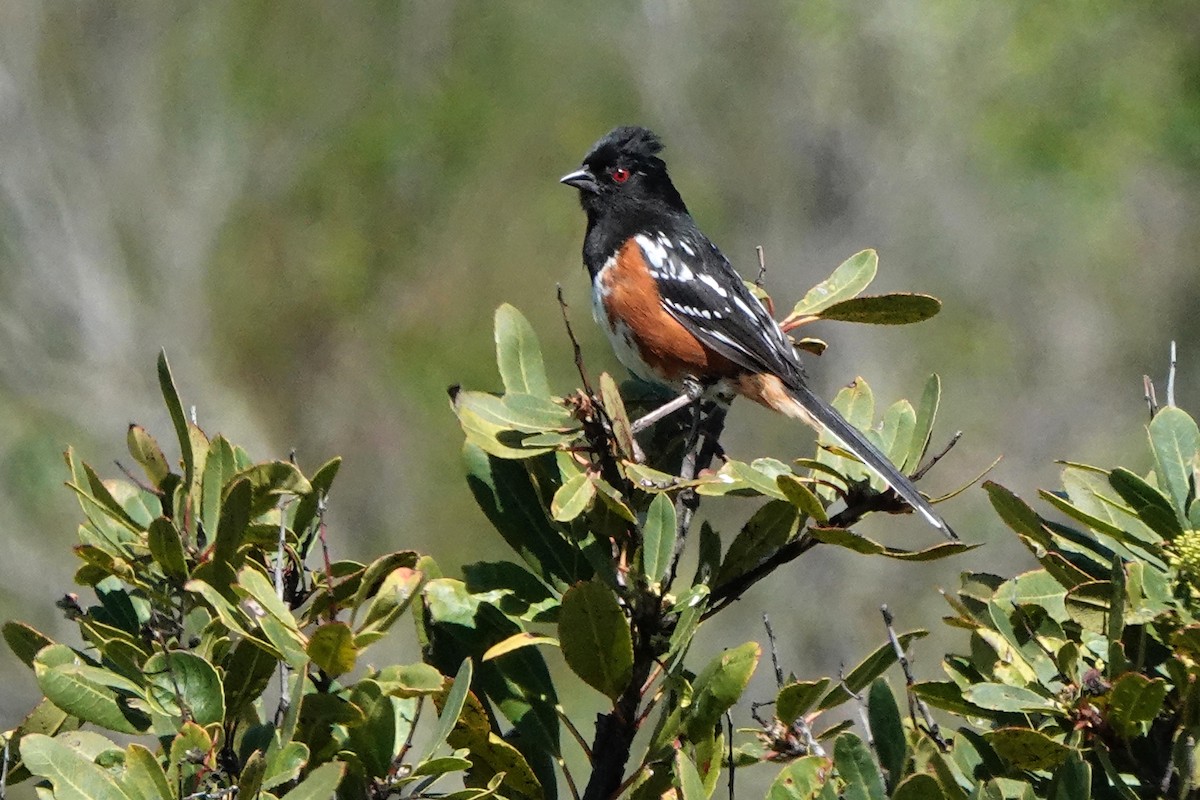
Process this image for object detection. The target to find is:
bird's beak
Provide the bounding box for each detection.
[559,168,599,193]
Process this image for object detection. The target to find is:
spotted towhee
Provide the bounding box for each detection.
[561,126,956,540]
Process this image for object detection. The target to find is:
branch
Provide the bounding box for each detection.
[881,605,948,751]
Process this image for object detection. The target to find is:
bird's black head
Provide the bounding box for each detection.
[560,126,688,219]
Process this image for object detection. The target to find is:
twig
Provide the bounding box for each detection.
[755,246,767,287]
[840,665,874,752]
[725,710,736,800]
[315,494,336,620]
[2,735,10,800]
[561,758,582,800]
[557,284,595,397]
[1144,375,1159,419]
[1167,341,1177,409]
[114,459,158,496]
[664,404,727,592]
[395,696,423,767]
[910,431,962,481]
[881,605,948,751]
[559,707,594,762]
[763,614,785,687]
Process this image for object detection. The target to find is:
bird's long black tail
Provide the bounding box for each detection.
[786,381,957,541]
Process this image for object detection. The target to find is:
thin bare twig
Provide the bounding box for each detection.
[664,403,727,592]
[114,459,158,495]
[910,431,962,481]
[763,613,785,687]
[1167,341,1177,409]
[1144,375,1159,419]
[557,284,594,397]
[881,605,948,751]
[755,245,767,287]
[840,665,874,752]
[725,710,736,800]
[561,758,582,800]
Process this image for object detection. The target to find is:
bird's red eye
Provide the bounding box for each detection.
[611,167,630,184]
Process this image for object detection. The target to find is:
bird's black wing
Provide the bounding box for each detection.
[631,229,802,384]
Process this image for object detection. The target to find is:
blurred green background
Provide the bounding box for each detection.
[2,0,1199,776]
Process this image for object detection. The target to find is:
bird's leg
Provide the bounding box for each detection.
[630,379,704,433]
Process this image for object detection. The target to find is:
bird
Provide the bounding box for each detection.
[560,125,956,541]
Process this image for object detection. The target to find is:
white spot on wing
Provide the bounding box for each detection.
[635,233,669,273]
[698,273,726,297]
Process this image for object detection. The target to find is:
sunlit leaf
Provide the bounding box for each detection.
[482,633,560,662]
[1149,406,1200,523]
[495,304,551,397]
[787,249,878,319]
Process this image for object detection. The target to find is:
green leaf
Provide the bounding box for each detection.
[1149,406,1200,522]
[776,679,831,725]
[211,478,251,571]
[263,740,309,791]
[788,249,878,318]
[34,646,150,734]
[551,472,595,521]
[809,527,974,561]
[867,679,905,790]
[777,474,828,523]
[495,304,551,397]
[346,680,396,779]
[20,734,136,800]
[818,631,927,710]
[236,567,300,631]
[1064,581,1111,631]
[148,517,189,581]
[983,728,1072,771]
[279,762,345,800]
[229,460,312,512]
[1108,467,1181,539]
[482,632,560,661]
[834,733,885,800]
[686,642,760,740]
[1107,672,1168,738]
[307,622,357,677]
[463,445,584,588]
[892,774,946,800]
[238,751,266,800]
[376,662,446,697]
[126,425,170,488]
[157,350,193,489]
[223,639,277,721]
[426,658,473,762]
[675,750,706,800]
[904,374,941,473]
[817,293,940,325]
[143,650,225,726]
[992,570,1069,622]
[880,400,917,469]
[641,492,676,587]
[357,565,425,638]
[1048,751,1090,800]
[716,500,799,586]
[4,621,54,669]
[961,683,1060,714]
[984,481,1048,544]
[600,372,637,461]
[123,743,172,800]
[559,580,633,700]
[767,755,833,799]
